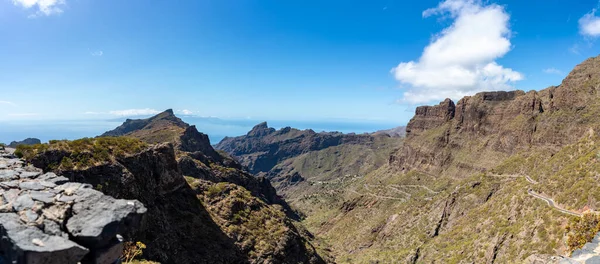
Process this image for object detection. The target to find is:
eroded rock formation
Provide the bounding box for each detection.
[392,56,600,176]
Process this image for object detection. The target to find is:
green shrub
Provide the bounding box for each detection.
[16,137,147,170]
[206,182,229,198]
[566,213,600,253]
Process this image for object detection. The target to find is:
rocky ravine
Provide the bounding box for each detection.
[210,55,600,263]
[0,148,146,264]
[378,54,600,262]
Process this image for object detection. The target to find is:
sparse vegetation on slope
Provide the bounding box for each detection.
[566,213,600,253]
[15,137,147,169]
[185,177,325,263]
[214,55,600,263]
[18,110,326,263]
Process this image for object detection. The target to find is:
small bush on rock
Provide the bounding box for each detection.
[566,213,600,253]
[122,241,147,263]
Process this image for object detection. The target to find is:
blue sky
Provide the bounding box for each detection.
[1,0,600,141]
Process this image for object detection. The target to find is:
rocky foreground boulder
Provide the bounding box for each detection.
[0,148,146,264]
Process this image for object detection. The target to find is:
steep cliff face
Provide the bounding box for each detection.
[392,54,600,177]
[215,122,386,175]
[392,90,543,174]
[25,143,245,263]
[18,111,325,263]
[20,141,324,263]
[99,109,293,215]
[360,55,600,263]
[406,98,455,137]
[216,55,600,263]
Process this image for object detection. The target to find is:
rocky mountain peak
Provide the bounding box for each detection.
[247,122,276,137]
[255,121,268,129]
[179,125,220,160]
[216,124,389,174]
[101,109,188,138]
[148,109,187,127]
[150,109,179,121]
[549,55,600,111]
[406,98,456,137]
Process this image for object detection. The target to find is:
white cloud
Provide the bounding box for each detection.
[579,9,600,37]
[0,101,17,106]
[12,0,66,16]
[109,108,160,117]
[91,51,103,57]
[391,0,523,104]
[179,109,193,115]
[543,68,563,75]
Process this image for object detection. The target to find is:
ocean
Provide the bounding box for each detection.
[0,117,402,145]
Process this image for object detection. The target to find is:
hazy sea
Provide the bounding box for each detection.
[0,116,402,145]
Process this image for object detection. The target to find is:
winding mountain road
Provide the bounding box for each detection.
[297,177,437,203]
[363,183,440,199]
[307,169,577,217]
[527,190,582,217]
[392,184,439,194]
[488,173,538,184]
[490,173,582,217]
[525,176,538,185]
[387,185,412,198]
[348,189,406,201]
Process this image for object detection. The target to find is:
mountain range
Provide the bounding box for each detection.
[215,55,600,263]
[17,110,325,263]
[12,55,600,263]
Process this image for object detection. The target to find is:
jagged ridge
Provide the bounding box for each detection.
[19,111,325,263]
[215,122,393,175]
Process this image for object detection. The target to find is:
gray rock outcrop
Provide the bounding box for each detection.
[525,232,600,264]
[0,149,146,264]
[566,233,600,263]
